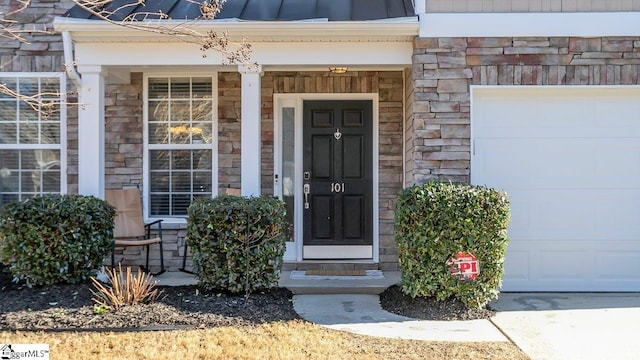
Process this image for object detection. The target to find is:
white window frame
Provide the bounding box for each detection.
[142,72,218,223]
[0,72,67,201]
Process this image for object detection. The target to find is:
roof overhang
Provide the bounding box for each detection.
[53,17,420,43]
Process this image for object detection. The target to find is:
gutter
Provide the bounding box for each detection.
[53,17,420,42]
[62,31,82,88]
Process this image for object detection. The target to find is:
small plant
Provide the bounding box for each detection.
[92,304,109,315]
[90,265,162,311]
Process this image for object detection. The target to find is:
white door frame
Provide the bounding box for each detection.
[274,93,379,262]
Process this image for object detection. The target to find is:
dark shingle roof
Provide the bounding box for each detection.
[66,0,415,21]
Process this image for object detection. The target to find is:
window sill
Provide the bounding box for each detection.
[146,219,187,230]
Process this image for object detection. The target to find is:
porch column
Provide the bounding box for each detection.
[238,64,263,196]
[76,65,105,198]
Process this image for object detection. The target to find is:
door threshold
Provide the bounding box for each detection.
[303,245,372,259]
[287,260,377,264]
[282,261,379,271]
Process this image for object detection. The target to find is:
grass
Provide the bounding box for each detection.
[0,320,529,360]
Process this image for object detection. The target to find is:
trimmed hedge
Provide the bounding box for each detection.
[0,194,116,286]
[186,195,287,295]
[395,182,510,309]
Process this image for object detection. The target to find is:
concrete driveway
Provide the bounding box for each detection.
[490,293,640,360]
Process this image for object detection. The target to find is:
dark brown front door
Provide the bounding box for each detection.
[302,100,373,259]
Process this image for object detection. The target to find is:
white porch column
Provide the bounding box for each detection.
[76,65,105,198]
[238,64,263,196]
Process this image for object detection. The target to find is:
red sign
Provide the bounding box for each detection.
[447,252,480,281]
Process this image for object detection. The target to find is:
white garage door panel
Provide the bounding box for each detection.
[475,139,640,189]
[595,252,640,280]
[508,189,640,241]
[474,88,640,138]
[472,87,640,291]
[594,94,640,127]
[473,93,588,132]
[503,241,640,291]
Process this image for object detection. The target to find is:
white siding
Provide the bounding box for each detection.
[423,0,640,12]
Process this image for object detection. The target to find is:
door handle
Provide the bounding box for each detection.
[304,184,310,209]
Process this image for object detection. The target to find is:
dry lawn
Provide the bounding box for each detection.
[1,320,529,360]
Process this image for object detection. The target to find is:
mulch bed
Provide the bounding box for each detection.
[379,285,495,321]
[1,265,492,331]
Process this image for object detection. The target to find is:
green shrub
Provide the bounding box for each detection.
[187,195,287,295]
[0,194,116,286]
[395,181,510,309]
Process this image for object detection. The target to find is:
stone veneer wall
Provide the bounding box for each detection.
[0,0,72,73]
[409,36,640,185]
[218,72,242,193]
[261,71,405,270]
[105,73,143,189]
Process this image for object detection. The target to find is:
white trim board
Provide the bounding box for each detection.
[421,12,640,38]
[303,246,374,260]
[72,42,413,67]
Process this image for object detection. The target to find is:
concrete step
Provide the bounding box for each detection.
[279,270,401,295]
[154,271,198,286]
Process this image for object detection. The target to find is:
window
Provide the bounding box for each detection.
[280,107,295,242]
[0,73,66,208]
[145,75,217,218]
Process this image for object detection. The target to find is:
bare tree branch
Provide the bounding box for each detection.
[71,0,253,64]
[0,83,72,120]
[0,0,50,44]
[0,0,253,118]
[5,0,30,17]
[1,0,253,65]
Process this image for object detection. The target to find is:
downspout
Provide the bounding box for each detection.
[62,31,82,88]
[414,0,426,16]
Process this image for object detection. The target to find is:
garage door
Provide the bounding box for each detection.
[471,87,640,291]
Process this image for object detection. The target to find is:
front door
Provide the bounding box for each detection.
[302,100,373,259]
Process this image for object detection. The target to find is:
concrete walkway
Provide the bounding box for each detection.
[294,292,640,359]
[293,294,508,342]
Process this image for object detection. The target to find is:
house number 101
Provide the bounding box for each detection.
[331,183,345,193]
